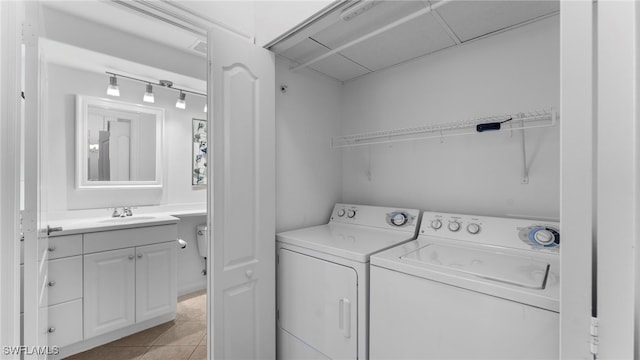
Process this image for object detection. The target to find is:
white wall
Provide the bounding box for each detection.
[46,64,207,211]
[275,57,343,232]
[340,16,560,219]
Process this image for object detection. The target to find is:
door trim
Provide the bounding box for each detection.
[0,1,24,357]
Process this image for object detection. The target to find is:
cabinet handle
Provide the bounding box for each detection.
[128,255,134,260]
[48,281,55,287]
[48,246,56,252]
[137,254,143,259]
[48,327,56,333]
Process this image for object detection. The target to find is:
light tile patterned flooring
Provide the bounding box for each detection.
[66,290,207,360]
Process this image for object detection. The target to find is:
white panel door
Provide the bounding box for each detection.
[207,26,276,359]
[84,248,136,338]
[278,249,358,360]
[135,242,177,323]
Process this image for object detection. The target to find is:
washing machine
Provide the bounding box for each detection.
[276,203,420,360]
[370,211,560,359]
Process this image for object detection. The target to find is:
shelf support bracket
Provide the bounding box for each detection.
[520,119,529,184]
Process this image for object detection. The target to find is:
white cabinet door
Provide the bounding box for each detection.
[84,248,135,338]
[208,24,276,360]
[135,242,177,323]
[278,249,358,360]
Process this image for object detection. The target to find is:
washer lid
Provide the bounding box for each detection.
[400,243,550,289]
[277,223,416,262]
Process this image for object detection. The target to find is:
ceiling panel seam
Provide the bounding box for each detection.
[308,37,373,73]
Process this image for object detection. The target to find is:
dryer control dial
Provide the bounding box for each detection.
[520,226,560,248]
[347,209,357,218]
[390,212,408,227]
[467,223,481,234]
[431,219,442,230]
[533,229,555,245]
[448,221,461,232]
[337,209,346,217]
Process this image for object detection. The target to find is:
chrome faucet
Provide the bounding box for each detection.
[111,207,134,217]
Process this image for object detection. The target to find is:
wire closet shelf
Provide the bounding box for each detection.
[331,108,558,148]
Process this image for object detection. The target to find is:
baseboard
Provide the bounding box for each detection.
[178,281,206,297]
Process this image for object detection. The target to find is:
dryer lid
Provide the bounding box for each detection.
[400,243,550,289]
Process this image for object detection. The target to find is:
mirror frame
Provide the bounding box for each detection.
[76,94,164,189]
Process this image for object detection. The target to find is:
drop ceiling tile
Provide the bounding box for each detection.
[436,0,559,42]
[308,55,372,82]
[312,1,427,49]
[337,13,456,71]
[280,38,370,82]
[280,38,329,63]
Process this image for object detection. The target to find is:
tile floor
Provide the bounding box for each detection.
[66,290,207,360]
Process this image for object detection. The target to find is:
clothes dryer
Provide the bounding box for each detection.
[370,211,560,359]
[277,204,420,360]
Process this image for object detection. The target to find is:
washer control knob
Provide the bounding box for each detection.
[431,219,442,230]
[337,209,346,217]
[448,221,461,232]
[467,223,481,234]
[533,229,555,245]
[390,212,408,227]
[347,209,356,218]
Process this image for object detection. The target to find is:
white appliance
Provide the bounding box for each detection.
[276,203,420,360]
[370,211,560,360]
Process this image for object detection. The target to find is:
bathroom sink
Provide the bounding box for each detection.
[98,216,158,223]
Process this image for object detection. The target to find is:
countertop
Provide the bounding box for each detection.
[46,204,207,236]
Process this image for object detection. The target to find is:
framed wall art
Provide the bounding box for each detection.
[192,118,207,185]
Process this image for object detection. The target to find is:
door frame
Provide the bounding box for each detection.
[0,1,24,358]
[559,1,595,359]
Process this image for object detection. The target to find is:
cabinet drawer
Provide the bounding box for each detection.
[83,224,178,254]
[47,256,82,306]
[48,299,83,348]
[47,234,83,260]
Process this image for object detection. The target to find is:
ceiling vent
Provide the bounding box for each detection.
[189,39,208,55]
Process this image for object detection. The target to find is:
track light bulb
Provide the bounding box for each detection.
[143,84,155,103]
[176,91,186,110]
[107,75,120,97]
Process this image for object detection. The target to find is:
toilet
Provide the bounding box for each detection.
[196,224,208,259]
[196,224,208,275]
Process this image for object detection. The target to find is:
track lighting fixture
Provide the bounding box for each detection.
[106,75,120,97]
[176,91,186,110]
[143,83,155,103]
[105,72,205,112]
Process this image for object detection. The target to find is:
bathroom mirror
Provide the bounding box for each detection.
[76,95,164,189]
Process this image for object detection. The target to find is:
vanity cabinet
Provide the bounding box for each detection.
[83,224,178,339]
[44,234,84,348]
